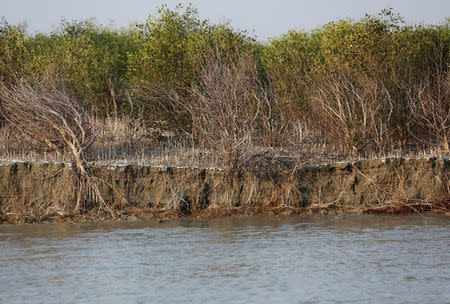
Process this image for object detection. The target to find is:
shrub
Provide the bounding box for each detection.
[128,4,255,136]
[0,18,28,85]
[0,8,448,157]
[190,50,275,168]
[25,20,139,116]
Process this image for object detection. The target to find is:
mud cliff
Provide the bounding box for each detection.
[0,157,448,223]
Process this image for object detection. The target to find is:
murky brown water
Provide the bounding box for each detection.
[0,215,449,303]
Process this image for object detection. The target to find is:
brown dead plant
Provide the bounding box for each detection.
[190,50,279,170]
[406,31,449,152]
[352,163,449,214]
[406,75,449,152]
[310,70,394,156]
[0,80,114,215]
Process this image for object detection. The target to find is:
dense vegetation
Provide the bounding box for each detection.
[0,5,448,161]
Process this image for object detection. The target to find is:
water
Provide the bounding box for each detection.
[0,215,449,304]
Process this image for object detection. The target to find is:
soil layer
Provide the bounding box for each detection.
[0,157,448,224]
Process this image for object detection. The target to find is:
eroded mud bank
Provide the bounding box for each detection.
[0,157,448,223]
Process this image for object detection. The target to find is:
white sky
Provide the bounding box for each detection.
[1,0,449,41]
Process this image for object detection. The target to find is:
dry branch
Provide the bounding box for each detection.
[190,50,279,169]
[310,70,393,155]
[407,75,449,151]
[0,80,113,214]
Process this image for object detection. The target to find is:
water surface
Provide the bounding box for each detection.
[1,215,449,303]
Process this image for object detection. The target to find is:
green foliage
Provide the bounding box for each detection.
[128,4,203,89]
[0,18,28,84]
[129,4,254,89]
[320,10,397,72]
[261,30,322,115]
[0,7,448,152]
[127,4,255,134]
[24,19,139,114]
[260,9,448,151]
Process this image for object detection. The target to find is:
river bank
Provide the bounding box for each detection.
[0,157,448,224]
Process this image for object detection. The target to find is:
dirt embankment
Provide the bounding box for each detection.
[0,157,448,224]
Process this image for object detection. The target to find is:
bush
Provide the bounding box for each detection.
[261,30,321,118]
[128,4,256,136]
[0,18,28,85]
[0,8,448,156]
[25,20,139,116]
[190,50,275,168]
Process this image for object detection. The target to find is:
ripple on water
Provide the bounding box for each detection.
[0,215,449,304]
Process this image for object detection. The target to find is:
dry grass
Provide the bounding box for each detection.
[1,120,448,169]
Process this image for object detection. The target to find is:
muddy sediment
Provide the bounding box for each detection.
[0,157,448,224]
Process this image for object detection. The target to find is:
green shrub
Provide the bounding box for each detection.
[0,18,28,85]
[128,4,255,135]
[261,30,322,117]
[25,20,139,115]
[0,7,447,154]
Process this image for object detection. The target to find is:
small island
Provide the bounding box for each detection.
[0,6,448,223]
